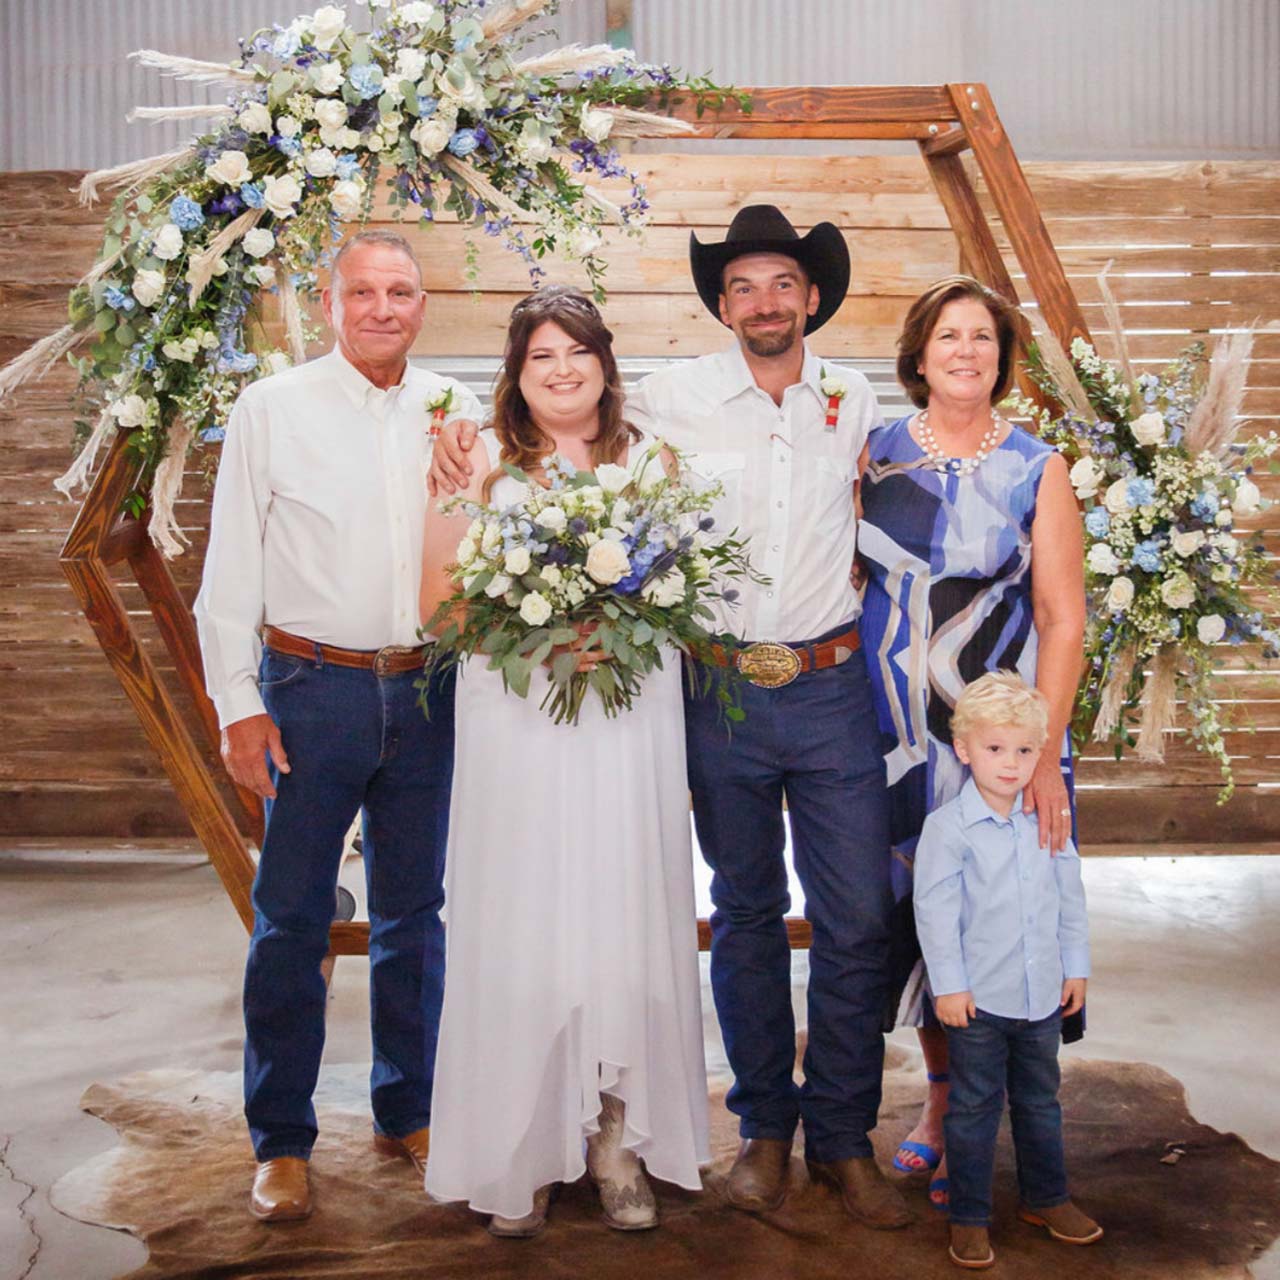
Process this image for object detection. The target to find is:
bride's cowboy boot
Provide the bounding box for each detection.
[487,1184,553,1238]
[585,1092,659,1230]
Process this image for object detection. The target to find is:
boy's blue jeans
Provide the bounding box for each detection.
[944,1007,1070,1226]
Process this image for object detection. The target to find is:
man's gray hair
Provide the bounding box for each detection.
[331,228,423,288]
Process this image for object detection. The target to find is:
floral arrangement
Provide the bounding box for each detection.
[0,0,744,556]
[1015,303,1278,799]
[422,442,763,724]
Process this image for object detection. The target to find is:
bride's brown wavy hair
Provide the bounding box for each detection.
[484,285,638,500]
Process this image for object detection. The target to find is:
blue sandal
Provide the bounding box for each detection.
[891,1072,949,1174]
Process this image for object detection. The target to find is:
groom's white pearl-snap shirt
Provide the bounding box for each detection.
[194,347,481,728]
[626,343,881,642]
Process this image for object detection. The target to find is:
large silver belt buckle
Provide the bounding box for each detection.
[735,640,801,689]
[373,644,419,676]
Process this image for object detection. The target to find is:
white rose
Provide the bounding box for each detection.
[313,98,348,130]
[328,179,365,220]
[1161,574,1196,610]
[238,101,273,135]
[642,568,687,608]
[303,147,338,179]
[411,115,452,155]
[161,336,199,363]
[1086,542,1121,576]
[274,114,302,138]
[196,328,219,349]
[1213,533,1237,558]
[151,223,184,261]
[580,106,614,143]
[585,539,631,585]
[308,4,348,50]
[541,564,563,588]
[819,375,848,398]
[593,463,631,495]
[1232,477,1261,517]
[1170,529,1206,557]
[110,394,149,427]
[519,592,553,626]
[241,227,276,259]
[309,61,345,95]
[517,127,554,165]
[205,149,252,187]
[395,48,428,82]
[263,173,303,219]
[568,226,603,258]
[364,132,387,153]
[381,110,405,131]
[441,64,485,111]
[1103,478,1130,514]
[504,546,532,576]
[264,351,292,375]
[1105,575,1135,613]
[480,523,501,553]
[455,536,477,566]
[249,262,277,287]
[1068,455,1103,498]
[396,1,434,22]
[1215,508,1234,527]
[535,506,567,532]
[130,268,166,308]
[1131,411,1166,447]
[1197,614,1226,645]
[484,572,511,598]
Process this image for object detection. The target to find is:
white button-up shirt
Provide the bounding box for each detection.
[626,343,881,642]
[194,347,482,728]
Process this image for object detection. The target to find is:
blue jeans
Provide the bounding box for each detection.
[244,646,455,1161]
[685,632,892,1161]
[944,1007,1069,1226]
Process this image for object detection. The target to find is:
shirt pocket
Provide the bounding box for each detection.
[799,455,857,528]
[683,449,746,536]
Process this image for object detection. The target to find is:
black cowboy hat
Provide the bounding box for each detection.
[689,204,851,335]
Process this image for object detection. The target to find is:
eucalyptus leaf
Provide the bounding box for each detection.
[551,651,577,686]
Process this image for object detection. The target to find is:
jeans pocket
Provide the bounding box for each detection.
[260,651,306,689]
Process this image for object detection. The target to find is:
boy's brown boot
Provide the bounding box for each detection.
[1018,1199,1103,1244]
[948,1223,995,1269]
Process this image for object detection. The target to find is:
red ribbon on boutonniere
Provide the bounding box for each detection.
[819,365,847,433]
[425,385,456,442]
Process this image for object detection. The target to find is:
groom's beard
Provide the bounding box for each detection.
[740,312,800,357]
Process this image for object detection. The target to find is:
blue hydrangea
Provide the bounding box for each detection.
[103,285,135,312]
[417,96,438,117]
[275,136,302,157]
[239,182,266,209]
[1126,476,1156,508]
[168,195,205,231]
[1191,488,1220,521]
[448,128,480,158]
[349,62,384,100]
[200,424,227,443]
[271,28,301,59]
[1169,617,1182,637]
[217,348,259,374]
[1084,508,1110,538]
[334,153,361,181]
[1132,539,1162,573]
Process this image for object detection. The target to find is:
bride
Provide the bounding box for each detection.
[420,285,709,1237]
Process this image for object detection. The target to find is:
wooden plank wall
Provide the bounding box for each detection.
[2,158,1277,843]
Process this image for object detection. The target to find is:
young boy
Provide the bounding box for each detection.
[914,671,1101,1270]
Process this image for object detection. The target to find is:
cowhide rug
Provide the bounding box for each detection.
[52,1056,1280,1279]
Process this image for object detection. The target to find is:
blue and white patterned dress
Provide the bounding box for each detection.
[858,415,1077,1028]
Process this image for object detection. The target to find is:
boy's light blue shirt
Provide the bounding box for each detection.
[913,777,1090,1022]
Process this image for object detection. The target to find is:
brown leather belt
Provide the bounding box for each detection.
[263,625,425,677]
[708,625,862,689]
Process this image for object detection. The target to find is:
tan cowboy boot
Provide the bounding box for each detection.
[488,1185,553,1238]
[373,1126,430,1176]
[249,1156,311,1222]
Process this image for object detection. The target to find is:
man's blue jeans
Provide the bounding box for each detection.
[244,646,455,1161]
[944,1007,1069,1226]
[685,634,892,1161]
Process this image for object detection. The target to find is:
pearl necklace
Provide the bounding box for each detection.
[917,406,1002,476]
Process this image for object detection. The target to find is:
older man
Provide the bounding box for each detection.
[429,207,908,1230]
[195,229,480,1221]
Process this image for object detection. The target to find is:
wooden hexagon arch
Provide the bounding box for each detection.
[61,84,1092,956]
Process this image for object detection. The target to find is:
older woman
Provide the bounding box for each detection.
[856,276,1085,1209]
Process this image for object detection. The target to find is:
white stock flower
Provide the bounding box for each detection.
[568,226,602,258]
[396,1,434,22]
[238,101,273,135]
[580,106,614,143]
[642,568,686,608]
[1170,529,1206,557]
[364,132,387,153]
[1197,614,1226,644]
[593,463,630,494]
[455,536,478,566]
[535,506,567,532]
[519,592,553,626]
[329,179,365,220]
[541,564,563,588]
[263,173,303,219]
[504,546,532,576]
[205,149,252,187]
[1103,478,1131,514]
[1161,573,1196,610]
[161,336,200,363]
[110,394,149,427]
[248,262,277,287]
[441,63,486,111]
[1131,411,1166,447]
[242,227,275,259]
[308,5,348,50]
[1086,542,1121,576]
[274,114,302,138]
[1068,456,1103,499]
[484,572,511,598]
[585,539,631,585]
[517,122,554,165]
[1232,477,1261,517]
[131,268,166,308]
[395,48,428,82]
[480,523,501,553]
[313,99,348,130]
[1212,532,1237,558]
[264,351,292,375]
[411,116,451,155]
[1105,575,1135,613]
[309,61,345,95]
[1215,508,1234,527]
[151,223,184,261]
[305,147,339,178]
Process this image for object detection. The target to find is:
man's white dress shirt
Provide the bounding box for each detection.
[194,347,482,728]
[626,343,881,642]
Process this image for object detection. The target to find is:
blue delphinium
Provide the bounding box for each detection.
[168,195,205,231]
[1084,508,1110,538]
[334,154,361,181]
[1126,476,1156,508]
[349,63,384,100]
[448,128,480,158]
[1132,539,1162,573]
[417,96,439,117]
[103,285,136,312]
[1190,486,1220,521]
[271,27,301,59]
[200,424,227,443]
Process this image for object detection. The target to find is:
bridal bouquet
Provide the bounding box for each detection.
[421,441,762,725]
[1015,312,1278,798]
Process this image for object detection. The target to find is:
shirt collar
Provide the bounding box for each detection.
[712,340,825,407]
[327,344,409,410]
[958,776,1023,829]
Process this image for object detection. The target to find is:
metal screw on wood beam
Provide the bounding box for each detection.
[928,123,939,134]
[969,101,981,111]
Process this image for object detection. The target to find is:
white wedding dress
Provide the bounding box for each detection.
[424,430,710,1219]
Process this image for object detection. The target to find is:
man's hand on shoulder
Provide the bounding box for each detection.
[427,419,480,496]
[221,713,290,799]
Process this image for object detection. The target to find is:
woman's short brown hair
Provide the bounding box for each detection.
[895,275,1026,409]
[485,285,637,499]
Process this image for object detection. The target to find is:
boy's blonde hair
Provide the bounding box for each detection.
[951,671,1049,745]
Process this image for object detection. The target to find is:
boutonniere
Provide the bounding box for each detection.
[819,366,847,432]
[425,386,456,441]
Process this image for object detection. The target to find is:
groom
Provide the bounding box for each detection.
[429,206,907,1229]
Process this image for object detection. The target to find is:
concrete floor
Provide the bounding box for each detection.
[2,847,1278,1280]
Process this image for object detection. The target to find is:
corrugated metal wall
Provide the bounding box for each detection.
[2,0,1276,170]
